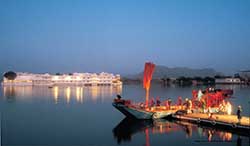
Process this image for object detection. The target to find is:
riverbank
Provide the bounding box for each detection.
[121,77,250,86]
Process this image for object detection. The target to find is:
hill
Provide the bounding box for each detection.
[126,65,222,79]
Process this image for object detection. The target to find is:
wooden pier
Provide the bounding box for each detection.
[171,113,250,135]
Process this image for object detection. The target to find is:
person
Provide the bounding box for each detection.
[185,98,192,113]
[156,97,161,106]
[165,99,169,110]
[197,90,203,101]
[177,96,182,109]
[237,106,242,124]
[117,94,122,100]
[187,99,193,113]
[200,98,206,113]
[185,98,189,111]
[150,98,155,107]
[114,94,125,104]
[168,98,172,109]
[192,90,198,100]
[208,107,213,118]
[219,100,226,114]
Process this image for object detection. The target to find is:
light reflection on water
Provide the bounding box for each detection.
[113,118,249,146]
[113,118,236,145]
[2,85,122,104]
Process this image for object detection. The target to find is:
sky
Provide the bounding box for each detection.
[0,0,250,75]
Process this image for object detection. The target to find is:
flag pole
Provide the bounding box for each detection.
[145,88,149,108]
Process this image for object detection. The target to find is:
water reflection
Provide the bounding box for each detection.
[113,118,249,146]
[65,87,71,103]
[2,85,122,104]
[53,86,58,104]
[113,118,153,144]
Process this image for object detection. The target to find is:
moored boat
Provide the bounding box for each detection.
[113,96,178,120]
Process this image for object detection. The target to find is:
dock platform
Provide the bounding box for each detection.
[172,113,250,135]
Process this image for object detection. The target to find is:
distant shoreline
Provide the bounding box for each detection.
[121,77,250,86]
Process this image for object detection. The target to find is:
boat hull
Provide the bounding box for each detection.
[152,111,174,119]
[112,103,175,120]
[112,103,154,119]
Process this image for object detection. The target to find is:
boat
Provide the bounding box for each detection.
[112,101,154,119]
[112,97,178,120]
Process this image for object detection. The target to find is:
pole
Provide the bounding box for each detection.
[146,89,149,108]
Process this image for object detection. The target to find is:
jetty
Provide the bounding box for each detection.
[172,113,250,134]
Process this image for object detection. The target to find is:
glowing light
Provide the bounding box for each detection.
[66,87,71,103]
[52,76,59,80]
[3,86,6,97]
[2,83,121,104]
[53,86,58,104]
[76,87,80,102]
[224,132,232,141]
[91,86,98,101]
[80,87,83,103]
[160,125,163,133]
[219,132,232,141]
[65,76,71,80]
[116,85,122,95]
[227,102,232,115]
[3,86,33,98]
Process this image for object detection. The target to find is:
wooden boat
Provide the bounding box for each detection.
[112,99,178,120]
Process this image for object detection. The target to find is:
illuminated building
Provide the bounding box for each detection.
[2,72,122,86]
[215,78,242,84]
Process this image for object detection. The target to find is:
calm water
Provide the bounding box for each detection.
[1,84,250,146]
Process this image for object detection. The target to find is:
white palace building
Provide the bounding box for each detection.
[2,72,122,86]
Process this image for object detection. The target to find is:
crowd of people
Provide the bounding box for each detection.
[148,96,192,112]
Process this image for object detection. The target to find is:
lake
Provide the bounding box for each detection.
[1,84,250,146]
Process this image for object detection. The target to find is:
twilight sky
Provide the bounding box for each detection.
[1,0,250,75]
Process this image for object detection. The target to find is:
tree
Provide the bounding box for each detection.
[176,76,192,86]
[203,76,215,84]
[161,76,171,86]
[193,76,202,82]
[4,71,17,80]
[214,75,222,79]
